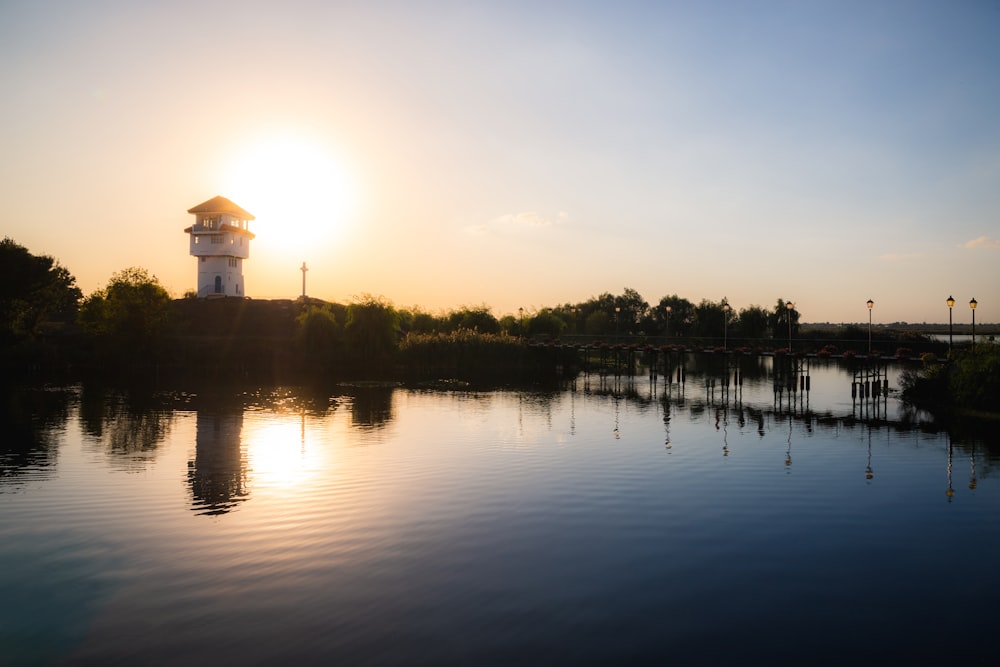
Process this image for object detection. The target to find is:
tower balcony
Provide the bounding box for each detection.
[189,231,251,259]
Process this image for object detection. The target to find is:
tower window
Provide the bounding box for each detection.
[200,257,206,263]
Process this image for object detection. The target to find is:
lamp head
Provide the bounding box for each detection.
[866,299,874,310]
[947,296,955,309]
[970,298,977,310]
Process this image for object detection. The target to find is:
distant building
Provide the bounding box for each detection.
[185,196,255,298]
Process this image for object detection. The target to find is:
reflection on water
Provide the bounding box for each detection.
[0,385,71,489]
[79,386,174,471]
[345,383,395,429]
[2,360,1000,665]
[189,412,247,516]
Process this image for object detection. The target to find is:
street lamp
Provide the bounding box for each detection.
[665,305,672,339]
[786,301,794,353]
[722,303,730,351]
[866,299,874,355]
[615,306,621,341]
[970,298,978,352]
[518,307,524,336]
[947,295,955,356]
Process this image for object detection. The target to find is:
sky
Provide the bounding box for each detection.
[1,0,998,324]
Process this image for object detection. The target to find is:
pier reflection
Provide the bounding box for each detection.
[571,355,999,500]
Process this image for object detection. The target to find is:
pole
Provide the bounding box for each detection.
[788,311,792,353]
[300,261,308,298]
[970,298,978,354]
[948,306,953,355]
[723,307,728,351]
[866,300,873,355]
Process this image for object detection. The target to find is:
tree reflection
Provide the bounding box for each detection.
[0,385,72,488]
[347,385,395,430]
[188,411,247,516]
[78,385,172,470]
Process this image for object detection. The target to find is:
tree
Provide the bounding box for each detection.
[447,306,500,334]
[78,268,172,357]
[526,309,566,338]
[615,287,649,333]
[584,311,611,336]
[737,305,771,341]
[770,299,799,342]
[0,237,81,341]
[652,295,695,337]
[344,294,399,368]
[692,298,727,339]
[295,304,341,373]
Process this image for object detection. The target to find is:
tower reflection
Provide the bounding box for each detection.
[188,411,248,516]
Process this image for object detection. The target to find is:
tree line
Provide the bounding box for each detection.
[1,237,801,347]
[0,237,955,377]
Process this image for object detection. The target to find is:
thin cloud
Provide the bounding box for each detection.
[465,223,491,236]
[469,211,568,235]
[963,235,1000,249]
[495,211,567,227]
[878,252,925,261]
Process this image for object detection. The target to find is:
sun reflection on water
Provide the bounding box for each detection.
[244,412,330,493]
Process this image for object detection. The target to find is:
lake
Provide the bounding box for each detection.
[3,356,999,666]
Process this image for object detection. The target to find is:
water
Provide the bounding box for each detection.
[2,358,998,666]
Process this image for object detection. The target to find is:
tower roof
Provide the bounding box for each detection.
[187,196,255,220]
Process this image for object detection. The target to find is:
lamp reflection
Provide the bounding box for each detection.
[865,425,874,482]
[946,438,954,502]
[970,443,977,491]
[785,415,792,470]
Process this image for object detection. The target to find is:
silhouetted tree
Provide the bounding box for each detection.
[447,306,500,334]
[295,304,341,374]
[526,309,566,338]
[78,267,172,364]
[770,299,799,343]
[692,298,727,339]
[344,295,399,369]
[615,287,649,333]
[0,237,81,341]
[585,310,611,336]
[399,307,439,334]
[652,295,695,337]
[737,305,771,341]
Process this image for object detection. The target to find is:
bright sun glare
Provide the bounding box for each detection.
[223,135,357,258]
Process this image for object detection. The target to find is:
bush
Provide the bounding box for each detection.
[902,345,1000,413]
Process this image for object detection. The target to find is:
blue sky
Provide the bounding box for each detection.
[1,0,997,323]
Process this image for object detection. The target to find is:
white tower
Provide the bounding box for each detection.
[185,196,255,298]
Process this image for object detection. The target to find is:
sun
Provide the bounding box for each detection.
[222,134,358,258]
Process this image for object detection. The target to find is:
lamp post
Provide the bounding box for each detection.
[786,301,794,353]
[947,296,955,356]
[518,307,524,337]
[970,298,977,352]
[866,299,874,355]
[665,305,672,339]
[722,303,730,351]
[615,306,621,342]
